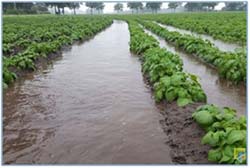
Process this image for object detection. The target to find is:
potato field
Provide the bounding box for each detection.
[3,11,247,165]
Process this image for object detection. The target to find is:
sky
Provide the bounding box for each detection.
[61,2,225,14]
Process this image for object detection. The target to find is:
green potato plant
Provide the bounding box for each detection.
[192,104,246,164]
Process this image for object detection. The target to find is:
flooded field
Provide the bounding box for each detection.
[143,28,246,116]
[3,9,247,165]
[3,21,171,164]
[3,17,246,165]
[156,22,242,52]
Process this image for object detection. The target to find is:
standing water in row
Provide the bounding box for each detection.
[3,21,171,164]
[156,22,242,52]
[143,28,246,116]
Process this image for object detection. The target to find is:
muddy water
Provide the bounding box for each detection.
[3,21,171,164]
[156,22,242,52]
[143,29,246,116]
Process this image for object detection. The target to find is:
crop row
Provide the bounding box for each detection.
[139,20,246,84]
[139,12,246,45]
[193,104,246,164]
[127,20,246,164]
[3,16,113,88]
[128,20,206,106]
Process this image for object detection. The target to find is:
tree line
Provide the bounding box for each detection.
[3,2,247,15]
[119,2,247,13]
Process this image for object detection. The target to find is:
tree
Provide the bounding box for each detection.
[85,2,96,14]
[184,2,218,12]
[184,2,202,11]
[15,2,34,10]
[222,2,247,11]
[86,2,104,14]
[146,2,162,13]
[198,2,218,11]
[31,3,49,14]
[57,3,71,15]
[205,2,218,10]
[68,2,82,15]
[168,2,181,12]
[114,3,123,13]
[3,2,51,14]
[3,3,15,12]
[127,2,143,13]
[45,3,57,14]
[96,3,104,14]
[3,2,39,14]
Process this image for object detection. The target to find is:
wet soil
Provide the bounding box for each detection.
[142,73,211,164]
[158,101,211,164]
[4,45,24,57]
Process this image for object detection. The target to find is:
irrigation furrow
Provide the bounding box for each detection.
[155,22,242,52]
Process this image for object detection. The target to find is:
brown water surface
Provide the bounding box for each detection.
[3,21,171,164]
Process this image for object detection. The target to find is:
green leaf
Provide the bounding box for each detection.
[208,148,222,162]
[211,122,222,129]
[218,145,234,163]
[226,130,245,145]
[219,153,231,163]
[177,89,188,98]
[177,97,192,106]
[155,90,163,102]
[201,131,220,147]
[165,90,177,102]
[223,145,234,158]
[193,110,214,127]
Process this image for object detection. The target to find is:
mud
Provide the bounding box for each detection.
[142,72,211,164]
[5,45,24,57]
[157,101,211,164]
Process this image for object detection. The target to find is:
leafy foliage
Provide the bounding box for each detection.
[146,12,246,44]
[143,47,183,82]
[192,104,246,164]
[128,20,159,54]
[139,20,246,83]
[154,72,206,106]
[127,20,206,106]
